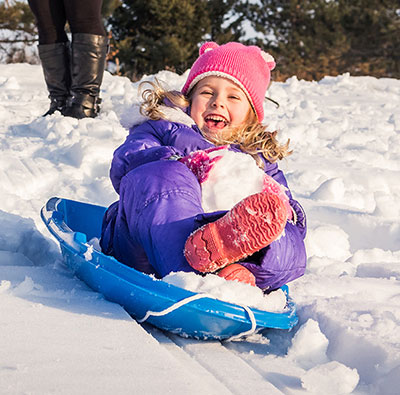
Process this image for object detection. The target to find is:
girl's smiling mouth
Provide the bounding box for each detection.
[204,114,228,130]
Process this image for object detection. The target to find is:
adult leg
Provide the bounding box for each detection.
[28,0,68,44]
[64,0,106,36]
[62,0,108,119]
[28,0,70,115]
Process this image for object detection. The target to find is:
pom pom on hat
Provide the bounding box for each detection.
[182,42,276,121]
[199,41,219,55]
[261,51,276,71]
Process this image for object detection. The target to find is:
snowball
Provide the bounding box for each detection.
[201,149,265,212]
[301,361,359,394]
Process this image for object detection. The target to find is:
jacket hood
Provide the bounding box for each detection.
[120,104,195,130]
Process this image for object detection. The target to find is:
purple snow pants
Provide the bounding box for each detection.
[100,160,307,290]
[101,160,225,277]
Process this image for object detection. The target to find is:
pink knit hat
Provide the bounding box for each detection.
[181,42,276,121]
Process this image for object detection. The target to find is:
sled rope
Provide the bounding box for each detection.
[137,293,257,340]
[137,293,215,323]
[227,304,257,341]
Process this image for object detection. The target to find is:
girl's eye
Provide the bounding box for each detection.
[201,90,213,96]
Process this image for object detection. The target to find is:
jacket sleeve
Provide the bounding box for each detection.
[242,159,307,291]
[110,121,186,194]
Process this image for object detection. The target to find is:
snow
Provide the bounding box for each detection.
[201,149,265,212]
[163,271,287,312]
[0,29,38,65]
[301,361,359,394]
[1,63,400,394]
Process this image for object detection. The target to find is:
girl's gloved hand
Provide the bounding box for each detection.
[263,174,293,221]
[179,146,227,183]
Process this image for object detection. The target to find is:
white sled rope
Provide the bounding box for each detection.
[137,292,257,340]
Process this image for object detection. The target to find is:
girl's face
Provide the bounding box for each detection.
[189,76,253,137]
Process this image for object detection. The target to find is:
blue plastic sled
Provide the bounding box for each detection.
[41,197,298,340]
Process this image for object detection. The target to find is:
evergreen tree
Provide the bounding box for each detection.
[206,0,245,43]
[245,0,348,80]
[102,0,123,18]
[109,0,211,79]
[337,0,400,77]
[246,0,400,80]
[0,0,36,35]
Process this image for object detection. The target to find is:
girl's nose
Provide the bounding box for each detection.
[211,95,224,108]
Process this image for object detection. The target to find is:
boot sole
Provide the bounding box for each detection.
[184,192,287,273]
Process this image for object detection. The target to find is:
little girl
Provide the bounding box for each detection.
[100,42,307,291]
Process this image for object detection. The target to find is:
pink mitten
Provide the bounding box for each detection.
[263,174,293,220]
[179,146,227,183]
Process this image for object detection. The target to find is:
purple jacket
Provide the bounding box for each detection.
[101,114,307,291]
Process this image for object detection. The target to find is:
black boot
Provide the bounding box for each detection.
[63,33,109,119]
[38,42,71,116]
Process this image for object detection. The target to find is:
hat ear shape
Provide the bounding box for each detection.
[199,42,219,56]
[261,51,276,71]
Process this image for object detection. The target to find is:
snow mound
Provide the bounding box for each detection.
[288,319,329,369]
[301,361,359,394]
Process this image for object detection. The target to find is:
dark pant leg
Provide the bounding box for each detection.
[28,0,67,44]
[64,0,106,36]
[113,161,204,278]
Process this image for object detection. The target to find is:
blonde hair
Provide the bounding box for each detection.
[140,79,189,119]
[139,79,291,167]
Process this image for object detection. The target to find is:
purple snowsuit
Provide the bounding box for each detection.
[100,116,307,291]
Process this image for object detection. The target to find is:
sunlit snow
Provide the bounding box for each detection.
[1,63,399,394]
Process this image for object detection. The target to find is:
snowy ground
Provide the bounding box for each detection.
[1,63,399,394]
